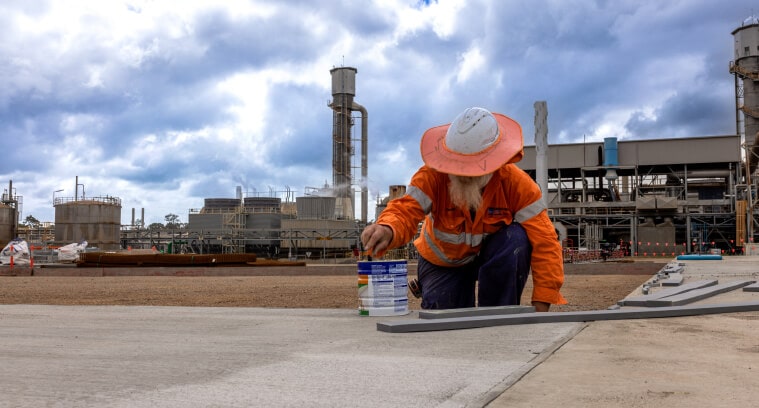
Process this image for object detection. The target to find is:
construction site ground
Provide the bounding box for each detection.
[1,257,758,407]
[0,260,660,311]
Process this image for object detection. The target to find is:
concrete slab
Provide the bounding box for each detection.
[489,312,759,407]
[0,305,582,407]
[744,282,759,292]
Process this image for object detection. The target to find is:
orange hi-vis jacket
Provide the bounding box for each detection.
[376,164,567,305]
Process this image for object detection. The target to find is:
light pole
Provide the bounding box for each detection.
[52,189,64,205]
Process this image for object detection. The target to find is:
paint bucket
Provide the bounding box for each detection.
[357,260,409,316]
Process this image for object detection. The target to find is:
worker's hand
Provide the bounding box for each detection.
[532,301,550,312]
[361,224,393,257]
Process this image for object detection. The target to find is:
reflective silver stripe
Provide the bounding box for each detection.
[514,198,546,223]
[406,185,432,213]
[433,228,484,247]
[423,227,476,266]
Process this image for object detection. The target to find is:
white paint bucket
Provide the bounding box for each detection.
[357,260,409,316]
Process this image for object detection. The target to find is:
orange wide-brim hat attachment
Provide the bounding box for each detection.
[420,111,524,177]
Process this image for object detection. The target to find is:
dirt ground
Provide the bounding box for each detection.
[0,262,661,311]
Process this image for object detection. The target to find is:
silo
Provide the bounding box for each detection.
[0,203,17,247]
[328,66,368,222]
[0,181,19,247]
[731,17,759,170]
[203,198,240,212]
[54,196,121,250]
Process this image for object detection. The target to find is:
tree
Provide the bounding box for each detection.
[165,213,180,228]
[23,215,40,227]
[148,222,164,230]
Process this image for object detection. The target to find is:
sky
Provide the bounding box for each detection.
[1,0,757,225]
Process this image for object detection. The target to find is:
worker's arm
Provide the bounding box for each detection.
[532,301,550,312]
[505,165,567,306]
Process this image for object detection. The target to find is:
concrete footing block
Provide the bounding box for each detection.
[645,280,755,307]
[376,301,759,333]
[418,305,535,319]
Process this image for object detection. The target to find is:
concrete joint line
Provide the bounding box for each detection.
[467,323,588,408]
[376,301,759,333]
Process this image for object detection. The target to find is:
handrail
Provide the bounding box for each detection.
[53,196,121,206]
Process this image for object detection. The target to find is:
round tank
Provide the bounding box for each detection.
[204,198,240,211]
[296,196,336,220]
[330,67,357,96]
[0,203,17,247]
[54,197,121,250]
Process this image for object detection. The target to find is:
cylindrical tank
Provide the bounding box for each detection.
[0,203,17,247]
[296,196,336,220]
[331,67,357,96]
[203,198,240,211]
[54,197,122,250]
[732,18,759,159]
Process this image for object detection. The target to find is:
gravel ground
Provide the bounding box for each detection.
[0,262,662,311]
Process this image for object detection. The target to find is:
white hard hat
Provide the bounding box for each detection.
[444,107,500,154]
[420,107,524,176]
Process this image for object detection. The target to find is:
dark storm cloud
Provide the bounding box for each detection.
[625,89,736,138]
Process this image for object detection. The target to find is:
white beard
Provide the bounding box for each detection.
[448,174,492,211]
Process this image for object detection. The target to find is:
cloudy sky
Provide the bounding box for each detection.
[1,0,756,225]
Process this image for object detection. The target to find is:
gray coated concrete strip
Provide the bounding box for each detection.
[419,305,535,319]
[745,282,759,292]
[661,273,684,286]
[645,280,756,307]
[619,279,718,306]
[376,301,759,333]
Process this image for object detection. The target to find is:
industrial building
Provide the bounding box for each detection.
[5,19,759,260]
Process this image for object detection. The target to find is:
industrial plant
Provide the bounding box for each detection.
[3,19,759,261]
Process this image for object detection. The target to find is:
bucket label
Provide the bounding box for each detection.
[357,260,409,316]
[358,275,408,298]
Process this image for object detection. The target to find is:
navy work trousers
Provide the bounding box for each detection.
[417,223,531,310]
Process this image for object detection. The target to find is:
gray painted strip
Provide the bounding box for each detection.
[419,305,535,319]
[744,282,759,292]
[619,279,718,306]
[376,301,759,333]
[661,273,684,286]
[645,280,756,307]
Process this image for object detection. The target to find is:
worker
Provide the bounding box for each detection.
[361,107,566,311]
